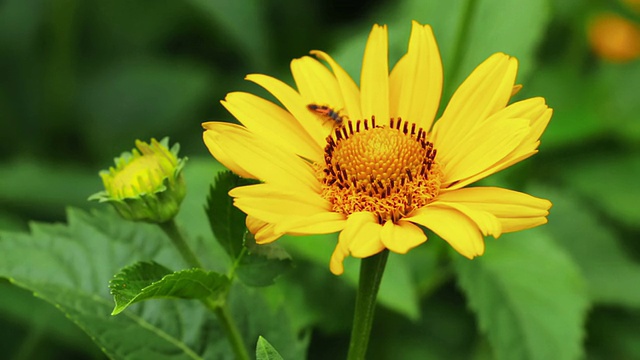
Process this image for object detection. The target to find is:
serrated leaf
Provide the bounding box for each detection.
[558,153,640,228]
[0,208,307,359]
[256,336,284,360]
[540,185,640,307]
[454,229,589,360]
[110,262,230,315]
[237,232,293,287]
[206,171,254,260]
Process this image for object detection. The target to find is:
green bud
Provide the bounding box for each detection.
[89,138,187,223]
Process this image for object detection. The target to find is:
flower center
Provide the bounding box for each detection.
[320,117,442,223]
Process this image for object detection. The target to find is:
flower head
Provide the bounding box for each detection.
[203,21,552,275]
[90,138,187,223]
[587,12,640,63]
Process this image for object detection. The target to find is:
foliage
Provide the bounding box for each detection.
[1,0,640,359]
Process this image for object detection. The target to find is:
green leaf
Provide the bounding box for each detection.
[558,153,640,228]
[0,208,307,359]
[0,209,214,359]
[524,63,603,149]
[446,0,551,93]
[237,232,293,287]
[281,234,420,320]
[0,159,99,218]
[454,229,589,360]
[176,157,229,271]
[206,171,291,287]
[110,262,230,315]
[540,185,640,307]
[206,171,253,260]
[597,62,640,143]
[186,0,268,68]
[255,336,284,360]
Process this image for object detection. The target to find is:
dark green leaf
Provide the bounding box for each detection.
[206,171,254,260]
[455,229,589,360]
[186,0,268,68]
[281,234,420,320]
[177,157,230,271]
[0,159,99,218]
[237,232,293,287]
[558,153,640,227]
[110,262,230,315]
[541,185,640,307]
[255,336,284,360]
[597,62,640,143]
[0,208,306,359]
[446,0,551,93]
[524,64,604,149]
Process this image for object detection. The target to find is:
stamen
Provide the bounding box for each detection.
[320,117,442,224]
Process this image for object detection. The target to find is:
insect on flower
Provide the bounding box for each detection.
[307,104,348,127]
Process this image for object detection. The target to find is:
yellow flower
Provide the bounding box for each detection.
[90,138,187,223]
[587,12,640,63]
[202,21,552,275]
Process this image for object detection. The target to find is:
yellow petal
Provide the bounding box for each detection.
[203,122,320,191]
[274,211,346,235]
[246,73,328,146]
[230,183,329,224]
[341,212,386,258]
[439,117,530,186]
[389,21,442,130]
[437,187,552,233]
[432,53,517,150]
[330,212,385,275]
[427,201,502,238]
[445,100,552,188]
[291,56,344,110]
[222,92,323,163]
[330,243,348,275]
[360,24,389,122]
[246,216,283,244]
[311,50,362,121]
[380,220,427,254]
[406,205,485,258]
[201,123,256,179]
[511,84,523,97]
[501,217,548,233]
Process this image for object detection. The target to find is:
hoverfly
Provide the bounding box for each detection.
[307,104,348,127]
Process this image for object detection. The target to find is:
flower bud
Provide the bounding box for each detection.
[89,138,187,223]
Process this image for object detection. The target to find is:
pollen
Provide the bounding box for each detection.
[320,117,442,224]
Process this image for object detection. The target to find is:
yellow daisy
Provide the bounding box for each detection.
[203,21,553,275]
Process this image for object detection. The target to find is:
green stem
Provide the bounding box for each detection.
[347,250,390,360]
[444,0,478,99]
[159,219,203,269]
[158,219,250,360]
[204,300,251,360]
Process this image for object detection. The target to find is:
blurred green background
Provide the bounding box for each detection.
[1,0,640,359]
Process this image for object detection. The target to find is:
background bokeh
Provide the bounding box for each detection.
[1,0,639,359]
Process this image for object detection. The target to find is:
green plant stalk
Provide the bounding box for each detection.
[159,219,203,269]
[346,249,390,360]
[159,219,250,360]
[443,0,478,99]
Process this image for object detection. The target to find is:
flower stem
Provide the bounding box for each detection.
[159,219,203,269]
[204,299,251,360]
[158,219,250,360]
[444,0,478,98]
[347,249,389,360]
